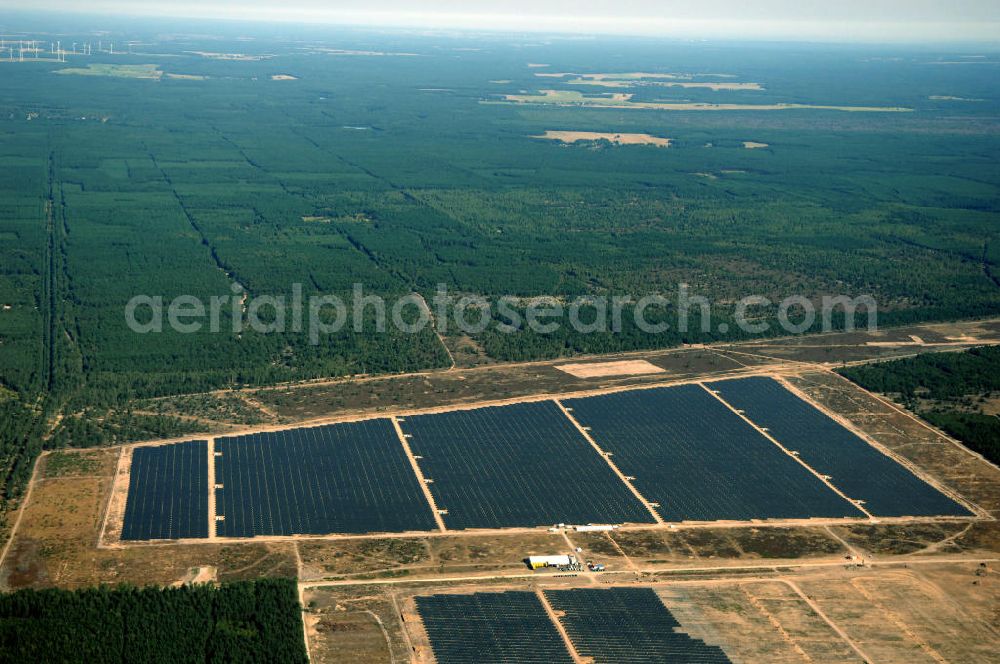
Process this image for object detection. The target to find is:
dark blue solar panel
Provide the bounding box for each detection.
[400,401,655,529]
[214,418,437,537]
[416,592,574,664]
[563,385,862,521]
[708,376,972,517]
[547,588,731,663]
[122,440,208,540]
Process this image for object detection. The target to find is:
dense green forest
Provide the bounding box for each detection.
[0,578,308,663]
[838,346,1000,464]
[838,346,1000,401]
[0,19,998,499]
[922,411,1000,466]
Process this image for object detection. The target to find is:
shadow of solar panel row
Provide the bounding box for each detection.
[416,592,573,664]
[545,588,731,663]
[214,418,438,537]
[399,401,655,529]
[121,440,208,541]
[708,377,972,517]
[563,385,863,521]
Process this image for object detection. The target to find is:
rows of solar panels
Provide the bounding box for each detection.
[416,588,731,664]
[120,377,970,540]
[547,588,731,663]
[708,377,972,517]
[398,401,654,529]
[416,592,574,664]
[214,419,437,537]
[121,440,208,540]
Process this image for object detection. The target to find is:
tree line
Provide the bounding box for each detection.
[0,578,308,663]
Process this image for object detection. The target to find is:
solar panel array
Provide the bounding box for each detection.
[121,376,974,541]
[416,592,574,664]
[545,588,731,663]
[708,376,972,517]
[214,418,438,537]
[563,385,863,521]
[400,401,655,529]
[121,440,209,541]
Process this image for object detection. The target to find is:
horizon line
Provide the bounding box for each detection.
[2,6,1000,47]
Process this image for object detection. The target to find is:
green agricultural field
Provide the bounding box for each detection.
[54,63,163,79]
[0,21,998,499]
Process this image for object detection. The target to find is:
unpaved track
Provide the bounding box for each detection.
[206,438,217,539]
[536,589,586,663]
[739,584,814,662]
[555,399,664,524]
[0,454,43,588]
[849,576,948,663]
[298,555,999,590]
[782,579,873,663]
[699,382,875,518]
[391,416,447,532]
[96,511,981,550]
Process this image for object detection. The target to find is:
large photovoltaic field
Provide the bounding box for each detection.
[562,385,864,521]
[214,419,438,537]
[118,376,974,541]
[399,401,655,529]
[545,588,731,663]
[121,440,208,541]
[708,377,972,517]
[415,592,574,664]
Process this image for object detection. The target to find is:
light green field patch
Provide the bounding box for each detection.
[55,64,163,80]
[99,159,129,179]
[0,156,44,167]
[497,89,911,112]
[564,77,764,91]
[303,213,372,224]
[158,160,246,169]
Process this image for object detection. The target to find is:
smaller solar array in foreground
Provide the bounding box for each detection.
[400,401,655,529]
[121,440,208,541]
[215,419,437,537]
[708,377,972,517]
[416,591,573,664]
[546,587,731,663]
[416,589,731,664]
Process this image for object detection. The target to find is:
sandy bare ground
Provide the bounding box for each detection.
[311,48,419,57]
[863,334,980,348]
[498,90,911,112]
[536,72,696,80]
[929,95,983,101]
[186,51,271,61]
[99,446,132,547]
[567,78,765,91]
[661,81,763,91]
[307,560,999,664]
[172,565,218,586]
[534,131,671,147]
[555,359,668,377]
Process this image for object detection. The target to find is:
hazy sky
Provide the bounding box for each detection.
[10,1,1000,42]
